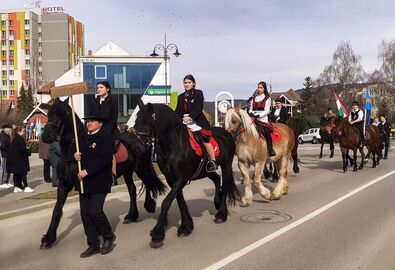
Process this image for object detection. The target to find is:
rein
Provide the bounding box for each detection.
[228,121,245,140]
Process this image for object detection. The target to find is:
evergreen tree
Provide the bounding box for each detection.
[15,84,29,124]
[26,85,35,113]
[300,76,314,115]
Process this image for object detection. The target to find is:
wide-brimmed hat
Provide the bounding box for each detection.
[82,114,106,122]
[352,100,359,106]
[274,98,283,103]
[2,124,12,129]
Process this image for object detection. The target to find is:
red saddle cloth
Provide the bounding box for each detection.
[256,123,282,143]
[114,142,128,163]
[187,129,220,157]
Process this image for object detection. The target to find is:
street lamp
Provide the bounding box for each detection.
[150,34,181,104]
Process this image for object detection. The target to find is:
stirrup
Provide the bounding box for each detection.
[206,160,217,173]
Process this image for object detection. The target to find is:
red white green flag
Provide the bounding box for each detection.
[333,90,349,117]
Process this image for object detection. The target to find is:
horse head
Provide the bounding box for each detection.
[334,116,348,137]
[134,100,158,151]
[42,98,71,143]
[224,106,259,141]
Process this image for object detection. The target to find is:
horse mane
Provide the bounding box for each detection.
[238,109,260,140]
[151,103,182,135]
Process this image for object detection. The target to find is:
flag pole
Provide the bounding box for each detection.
[363,88,366,137]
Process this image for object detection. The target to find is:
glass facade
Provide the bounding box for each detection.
[83,63,160,123]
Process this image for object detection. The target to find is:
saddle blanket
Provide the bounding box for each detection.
[114,142,128,163]
[187,129,220,157]
[259,128,282,143]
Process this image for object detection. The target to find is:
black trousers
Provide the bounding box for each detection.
[79,193,114,248]
[43,159,51,182]
[382,136,390,157]
[13,174,28,189]
[256,124,274,151]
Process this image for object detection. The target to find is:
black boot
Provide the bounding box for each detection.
[80,245,100,258]
[101,235,116,254]
[263,127,276,157]
[206,160,217,173]
[112,174,118,186]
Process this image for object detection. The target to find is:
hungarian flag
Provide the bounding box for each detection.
[333,90,349,117]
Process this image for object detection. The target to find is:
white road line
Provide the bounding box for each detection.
[203,169,395,270]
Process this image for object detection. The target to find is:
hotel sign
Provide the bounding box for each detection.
[147,85,171,96]
[42,7,65,14]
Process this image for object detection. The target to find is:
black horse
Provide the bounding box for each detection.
[40,98,166,249]
[134,101,240,248]
[319,116,335,159]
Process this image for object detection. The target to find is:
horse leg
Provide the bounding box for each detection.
[272,155,289,200]
[176,190,194,237]
[252,161,271,201]
[372,150,377,168]
[353,149,358,171]
[329,141,334,158]
[208,173,222,210]
[150,179,185,248]
[292,147,299,173]
[263,164,272,179]
[123,171,139,224]
[40,185,71,250]
[272,165,279,182]
[238,161,253,207]
[319,142,324,159]
[358,147,365,170]
[341,148,348,172]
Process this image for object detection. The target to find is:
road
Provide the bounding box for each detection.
[0,144,394,270]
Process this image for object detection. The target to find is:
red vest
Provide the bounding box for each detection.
[252,96,269,111]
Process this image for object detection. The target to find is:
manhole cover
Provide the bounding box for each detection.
[240,210,292,224]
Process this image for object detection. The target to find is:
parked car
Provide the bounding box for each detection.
[298,128,321,144]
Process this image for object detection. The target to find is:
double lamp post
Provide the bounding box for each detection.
[150,34,181,104]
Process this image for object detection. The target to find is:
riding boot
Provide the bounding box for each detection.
[206,159,217,173]
[263,126,276,157]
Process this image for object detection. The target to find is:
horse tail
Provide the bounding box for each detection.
[135,150,167,199]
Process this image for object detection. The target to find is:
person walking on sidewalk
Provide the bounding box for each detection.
[38,135,52,183]
[0,124,12,189]
[74,114,116,258]
[49,137,61,187]
[7,126,33,193]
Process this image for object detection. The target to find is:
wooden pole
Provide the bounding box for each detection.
[70,95,84,194]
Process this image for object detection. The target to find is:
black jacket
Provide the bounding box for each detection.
[7,134,31,174]
[89,95,119,136]
[0,131,10,158]
[76,128,115,194]
[49,140,61,167]
[378,121,391,138]
[269,106,289,124]
[175,89,211,130]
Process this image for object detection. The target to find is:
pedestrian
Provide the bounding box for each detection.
[269,98,289,124]
[49,137,61,187]
[175,74,217,172]
[0,124,12,189]
[74,113,116,258]
[377,114,391,159]
[89,80,119,182]
[38,135,52,183]
[7,126,33,193]
[247,81,276,156]
[372,117,380,126]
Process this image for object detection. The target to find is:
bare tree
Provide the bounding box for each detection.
[378,40,395,82]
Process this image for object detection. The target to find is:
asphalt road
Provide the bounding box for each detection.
[0,144,394,270]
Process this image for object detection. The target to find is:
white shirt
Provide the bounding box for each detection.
[349,109,364,123]
[250,94,271,123]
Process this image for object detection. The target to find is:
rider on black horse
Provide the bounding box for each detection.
[348,100,364,147]
[247,81,276,157]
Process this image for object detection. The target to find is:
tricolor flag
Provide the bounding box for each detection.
[365,88,373,126]
[333,90,349,117]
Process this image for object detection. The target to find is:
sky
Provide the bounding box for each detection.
[3,0,395,100]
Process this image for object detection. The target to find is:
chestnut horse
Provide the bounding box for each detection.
[333,117,381,172]
[225,107,295,206]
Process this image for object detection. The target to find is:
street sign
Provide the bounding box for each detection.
[50,82,88,98]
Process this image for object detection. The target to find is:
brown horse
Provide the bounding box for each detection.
[225,107,295,206]
[333,117,381,172]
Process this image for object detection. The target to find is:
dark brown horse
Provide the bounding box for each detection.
[334,117,381,172]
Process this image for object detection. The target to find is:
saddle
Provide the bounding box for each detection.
[187,129,220,157]
[255,122,282,143]
[114,142,128,163]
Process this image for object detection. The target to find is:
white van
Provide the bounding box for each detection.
[298,128,321,144]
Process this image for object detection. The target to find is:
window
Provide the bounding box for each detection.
[9,50,13,56]
[38,61,42,67]
[9,80,14,86]
[1,51,6,56]
[38,52,42,57]
[25,60,30,65]
[1,60,6,65]
[25,40,30,45]
[2,80,7,86]
[9,60,14,66]
[1,31,5,37]
[38,71,42,76]
[10,90,14,96]
[2,70,6,76]
[24,30,30,35]
[9,70,14,75]
[2,90,7,96]
[9,40,14,46]
[24,19,29,25]
[9,30,14,36]
[1,21,6,26]
[25,49,30,55]
[38,33,42,38]
[95,65,107,79]
[38,42,42,48]
[8,20,13,26]
[1,41,5,46]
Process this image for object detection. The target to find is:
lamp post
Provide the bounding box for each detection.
[150,34,181,104]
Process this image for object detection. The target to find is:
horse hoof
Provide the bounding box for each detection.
[40,242,53,250]
[177,231,191,238]
[294,167,300,173]
[123,217,137,224]
[150,240,164,249]
[272,194,281,200]
[214,217,226,224]
[239,201,250,207]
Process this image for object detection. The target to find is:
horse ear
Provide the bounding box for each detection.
[63,97,69,104]
[235,104,241,112]
[146,103,154,114]
[137,99,145,109]
[227,104,233,111]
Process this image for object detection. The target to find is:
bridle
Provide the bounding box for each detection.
[228,120,245,140]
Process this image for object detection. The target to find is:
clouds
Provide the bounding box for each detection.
[3,0,395,99]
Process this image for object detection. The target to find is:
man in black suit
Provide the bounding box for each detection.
[269,98,289,124]
[74,114,116,258]
[378,114,391,159]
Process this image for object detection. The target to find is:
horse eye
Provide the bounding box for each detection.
[231,119,236,124]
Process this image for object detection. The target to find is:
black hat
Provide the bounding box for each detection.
[82,114,106,122]
[352,100,359,106]
[327,107,333,111]
[2,124,12,129]
[275,98,283,103]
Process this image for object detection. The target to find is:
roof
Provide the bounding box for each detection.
[23,102,51,123]
[270,89,302,102]
[38,80,55,94]
[92,41,130,56]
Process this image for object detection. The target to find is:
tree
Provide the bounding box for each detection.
[378,39,395,82]
[300,76,314,115]
[15,84,34,124]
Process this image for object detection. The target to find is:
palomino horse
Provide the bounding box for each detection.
[225,107,295,206]
[333,117,381,172]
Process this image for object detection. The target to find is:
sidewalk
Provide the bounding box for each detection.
[0,153,131,220]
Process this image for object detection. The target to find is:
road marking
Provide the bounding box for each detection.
[203,169,395,270]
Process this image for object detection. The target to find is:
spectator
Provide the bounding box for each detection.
[0,124,12,189]
[38,135,52,183]
[49,137,61,187]
[7,126,33,193]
